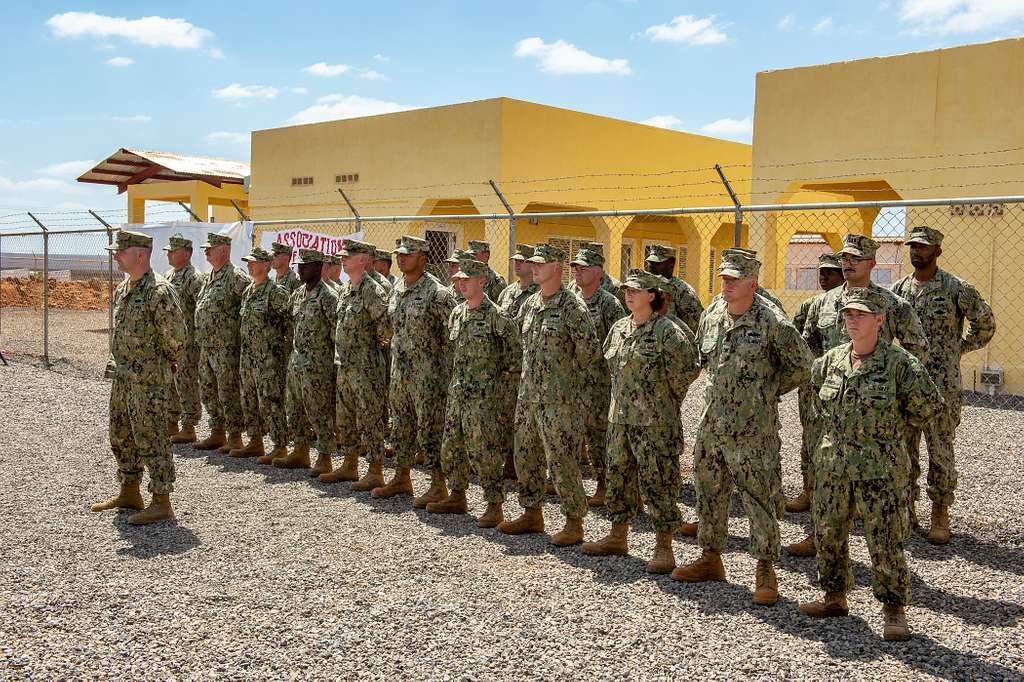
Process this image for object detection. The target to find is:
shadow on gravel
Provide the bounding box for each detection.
[112,517,200,558]
[906,532,1024,577]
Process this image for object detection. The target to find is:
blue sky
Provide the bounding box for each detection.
[1,1,1022,215]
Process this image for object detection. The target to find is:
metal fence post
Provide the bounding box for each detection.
[488,180,516,281]
[27,212,49,367]
[714,164,743,247]
[89,210,116,351]
[338,188,361,233]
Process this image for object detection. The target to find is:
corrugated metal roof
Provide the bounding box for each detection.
[76,148,249,190]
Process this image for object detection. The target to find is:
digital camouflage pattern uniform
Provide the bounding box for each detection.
[335,241,392,464]
[604,269,700,532]
[271,240,302,295]
[442,259,522,502]
[445,249,472,304]
[322,253,343,292]
[389,236,456,470]
[467,240,508,302]
[514,244,601,520]
[812,287,943,606]
[194,233,250,435]
[694,251,812,560]
[570,247,627,476]
[568,241,626,306]
[645,244,705,334]
[287,250,339,454]
[162,234,204,430]
[239,247,293,449]
[890,227,996,507]
[105,232,186,493]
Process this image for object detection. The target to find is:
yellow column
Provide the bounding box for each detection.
[189,187,210,223]
[128,197,146,224]
[692,236,715,306]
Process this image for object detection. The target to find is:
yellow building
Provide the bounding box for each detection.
[249,97,750,298]
[750,37,1024,394]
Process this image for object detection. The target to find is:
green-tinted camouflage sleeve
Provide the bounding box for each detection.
[154,282,187,363]
[497,311,522,378]
[891,296,930,363]
[774,317,813,397]
[897,353,944,428]
[801,296,824,357]
[665,322,700,405]
[958,282,996,355]
[792,297,812,337]
[366,279,392,345]
[567,300,600,370]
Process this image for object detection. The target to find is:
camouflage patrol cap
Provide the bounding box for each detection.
[839,287,887,314]
[374,248,392,262]
[570,248,605,268]
[323,253,341,265]
[818,252,843,270]
[510,244,535,261]
[722,247,759,260]
[271,241,293,256]
[341,239,375,257]
[445,248,472,264]
[527,243,566,263]
[201,232,232,248]
[467,240,491,254]
[622,268,664,291]
[394,235,429,255]
[106,230,153,251]
[840,233,880,259]
[580,241,605,256]
[162,233,192,251]
[718,250,760,279]
[645,244,676,263]
[297,248,324,264]
[452,258,488,279]
[242,246,272,262]
[905,226,944,247]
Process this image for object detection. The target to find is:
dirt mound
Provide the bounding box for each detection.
[0,277,111,310]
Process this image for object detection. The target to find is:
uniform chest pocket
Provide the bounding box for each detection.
[818,382,841,402]
[699,334,718,356]
[859,376,895,408]
[469,319,490,338]
[817,312,837,331]
[540,317,563,334]
[926,297,953,319]
[250,298,267,315]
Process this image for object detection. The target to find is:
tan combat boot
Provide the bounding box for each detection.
[927,503,950,545]
[753,560,779,606]
[310,452,333,478]
[258,444,287,465]
[785,488,811,514]
[320,451,359,483]
[193,429,226,451]
[550,516,584,546]
[167,420,180,438]
[127,493,174,525]
[273,443,310,469]
[169,424,197,444]
[587,476,607,508]
[800,592,849,618]
[351,463,385,492]
[229,434,265,458]
[426,489,468,515]
[477,502,504,528]
[372,467,413,498]
[786,533,817,557]
[90,483,144,512]
[217,431,244,454]
[581,522,629,556]
[882,604,911,641]
[413,469,449,509]
[647,531,676,574]
[670,549,726,583]
[498,506,545,535]
[677,521,699,537]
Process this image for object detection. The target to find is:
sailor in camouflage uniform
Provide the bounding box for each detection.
[644,244,705,334]
[672,250,811,607]
[322,253,343,291]
[372,236,456,506]
[364,243,393,294]
[230,246,292,461]
[92,231,186,525]
[467,240,507,302]
[891,226,995,544]
[568,241,625,306]
[498,244,600,546]
[271,241,301,294]
[706,247,787,316]
[373,247,397,287]
[444,249,472,303]
[163,233,204,445]
[569,246,626,507]
[192,233,251,455]
[427,259,522,525]
[581,269,700,572]
[800,287,942,642]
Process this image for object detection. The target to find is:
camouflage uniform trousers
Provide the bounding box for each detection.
[198,345,244,433]
[287,363,337,454]
[390,375,446,470]
[240,359,287,447]
[441,395,505,503]
[515,401,588,519]
[694,429,784,560]
[337,365,387,464]
[583,376,611,475]
[906,390,961,507]
[167,340,201,427]
[814,472,911,606]
[109,375,176,493]
[499,376,518,467]
[797,383,823,496]
[605,423,684,533]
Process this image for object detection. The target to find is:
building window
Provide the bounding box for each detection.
[291,176,314,186]
[336,173,360,184]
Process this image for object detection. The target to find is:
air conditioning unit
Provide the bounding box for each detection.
[979,366,1003,387]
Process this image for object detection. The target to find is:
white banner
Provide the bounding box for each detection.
[258,226,363,283]
[121,221,251,272]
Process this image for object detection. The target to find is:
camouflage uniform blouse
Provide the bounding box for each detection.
[605,314,700,426]
[447,297,522,401]
[273,268,301,295]
[484,266,507,302]
[107,270,186,382]
[239,278,292,366]
[335,274,391,369]
[290,280,339,370]
[164,264,204,338]
[389,272,456,381]
[497,281,539,323]
[194,263,250,349]
[664,276,705,335]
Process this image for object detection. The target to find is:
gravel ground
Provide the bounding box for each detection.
[0,308,110,377]
[1,361,1022,680]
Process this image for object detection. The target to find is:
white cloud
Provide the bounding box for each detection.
[206,47,225,59]
[46,11,213,49]
[359,69,387,81]
[641,115,683,129]
[36,160,97,178]
[110,114,152,122]
[289,94,418,125]
[699,116,753,140]
[303,62,352,77]
[205,131,249,145]
[813,17,834,32]
[778,14,796,29]
[514,37,631,75]
[212,83,279,101]
[898,0,1024,33]
[290,86,309,94]
[644,15,728,45]
[106,56,133,67]
[373,53,389,62]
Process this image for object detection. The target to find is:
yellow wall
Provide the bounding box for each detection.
[127,180,248,223]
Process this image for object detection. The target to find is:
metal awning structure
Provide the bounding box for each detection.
[77,148,250,195]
